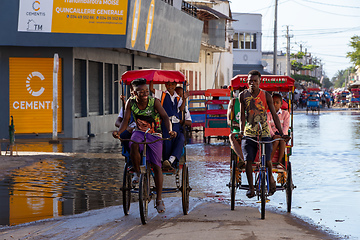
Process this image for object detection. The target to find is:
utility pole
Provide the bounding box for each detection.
[286,26,293,77]
[273,0,278,75]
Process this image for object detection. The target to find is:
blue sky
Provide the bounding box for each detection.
[230,0,360,79]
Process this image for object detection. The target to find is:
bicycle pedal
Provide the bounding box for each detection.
[256,199,270,203]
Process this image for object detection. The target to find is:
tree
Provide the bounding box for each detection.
[322,77,332,89]
[291,74,321,86]
[347,35,360,66]
[332,67,355,88]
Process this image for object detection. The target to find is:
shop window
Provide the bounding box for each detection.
[74,59,86,117]
[105,63,112,114]
[89,61,102,115]
[113,65,119,114]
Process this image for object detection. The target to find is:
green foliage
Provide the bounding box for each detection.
[291,74,321,86]
[291,60,303,71]
[291,60,319,72]
[347,35,360,66]
[290,51,305,59]
[332,67,355,88]
[322,77,333,89]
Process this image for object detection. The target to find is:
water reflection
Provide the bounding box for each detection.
[0,157,124,226]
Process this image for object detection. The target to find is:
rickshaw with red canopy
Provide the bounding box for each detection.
[119,69,190,224]
[227,75,295,219]
[204,88,231,143]
[306,87,321,114]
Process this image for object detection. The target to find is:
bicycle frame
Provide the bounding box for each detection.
[140,128,151,174]
[255,123,269,198]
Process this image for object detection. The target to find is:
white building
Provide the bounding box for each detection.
[163,0,234,90]
[232,13,269,76]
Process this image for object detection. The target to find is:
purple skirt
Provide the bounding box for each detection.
[129,131,163,167]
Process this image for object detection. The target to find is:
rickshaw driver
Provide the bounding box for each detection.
[229,70,289,198]
[113,78,177,213]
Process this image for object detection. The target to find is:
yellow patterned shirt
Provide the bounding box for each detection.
[243,89,270,137]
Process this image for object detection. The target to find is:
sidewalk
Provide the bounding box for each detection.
[0,197,336,240]
[0,153,338,239]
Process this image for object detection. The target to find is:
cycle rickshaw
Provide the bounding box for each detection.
[306,88,321,114]
[228,75,295,219]
[119,69,191,224]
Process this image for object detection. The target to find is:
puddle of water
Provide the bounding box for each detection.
[0,157,125,226]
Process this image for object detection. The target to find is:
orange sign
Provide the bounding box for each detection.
[9,58,62,134]
[18,0,128,35]
[52,0,128,34]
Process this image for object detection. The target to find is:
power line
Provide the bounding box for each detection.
[290,26,360,32]
[299,0,360,9]
[241,0,291,13]
[292,0,360,17]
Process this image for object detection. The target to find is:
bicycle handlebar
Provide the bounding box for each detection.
[117,137,171,144]
[242,136,290,144]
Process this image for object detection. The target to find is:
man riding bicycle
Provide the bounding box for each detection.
[228,70,289,198]
[113,78,177,213]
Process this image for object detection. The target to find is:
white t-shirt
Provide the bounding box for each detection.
[184,106,192,121]
[154,89,183,108]
[118,107,136,128]
[154,89,191,121]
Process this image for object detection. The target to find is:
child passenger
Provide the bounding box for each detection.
[267,93,290,164]
[150,80,187,170]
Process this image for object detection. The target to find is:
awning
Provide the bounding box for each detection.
[196,5,234,21]
[121,69,186,85]
[230,75,295,92]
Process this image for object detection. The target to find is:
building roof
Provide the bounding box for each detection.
[196,5,232,20]
[233,64,272,77]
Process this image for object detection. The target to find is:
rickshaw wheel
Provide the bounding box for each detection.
[230,156,237,210]
[122,162,132,215]
[182,163,190,215]
[260,171,266,219]
[139,171,150,224]
[286,162,293,213]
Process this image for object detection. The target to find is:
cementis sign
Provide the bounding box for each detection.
[9,58,62,134]
[17,0,128,35]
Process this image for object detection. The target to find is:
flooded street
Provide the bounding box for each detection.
[1,110,360,239]
[187,111,360,239]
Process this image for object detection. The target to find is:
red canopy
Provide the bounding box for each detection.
[307,87,321,92]
[189,90,206,96]
[205,88,231,97]
[230,75,295,92]
[121,69,186,85]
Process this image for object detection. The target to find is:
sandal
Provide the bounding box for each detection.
[132,174,139,185]
[155,200,165,213]
[246,189,255,198]
[269,180,277,196]
[162,160,174,171]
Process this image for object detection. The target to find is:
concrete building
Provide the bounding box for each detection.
[232,13,269,76]
[0,0,203,144]
[263,50,324,82]
[163,0,234,90]
[262,51,287,76]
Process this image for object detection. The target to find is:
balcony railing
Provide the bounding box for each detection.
[182,1,197,17]
[161,0,173,5]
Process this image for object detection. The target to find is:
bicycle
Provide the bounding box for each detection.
[118,128,190,224]
[229,123,293,219]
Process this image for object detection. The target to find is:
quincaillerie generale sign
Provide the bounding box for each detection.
[18,0,128,35]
